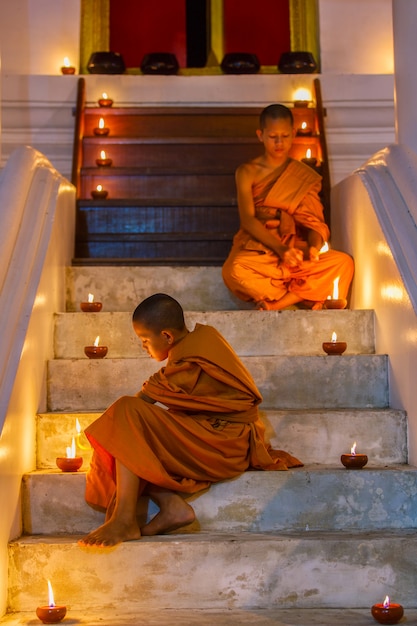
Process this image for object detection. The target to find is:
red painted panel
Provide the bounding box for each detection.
[109,0,186,68]
[223,0,291,66]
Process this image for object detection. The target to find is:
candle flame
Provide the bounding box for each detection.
[47,580,56,607]
[66,437,76,458]
[383,595,390,608]
[306,148,312,159]
[98,117,105,129]
[100,150,106,160]
[332,277,340,299]
[301,121,307,129]
[331,332,337,343]
[75,418,81,434]
[102,92,108,99]
[96,184,103,192]
[94,336,100,347]
[63,57,70,67]
[351,441,357,455]
[87,293,94,303]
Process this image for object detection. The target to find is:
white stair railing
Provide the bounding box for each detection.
[0,145,75,433]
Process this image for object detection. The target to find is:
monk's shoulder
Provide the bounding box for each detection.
[288,158,322,183]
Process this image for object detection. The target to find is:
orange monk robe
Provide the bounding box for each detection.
[84,324,303,510]
[222,159,354,306]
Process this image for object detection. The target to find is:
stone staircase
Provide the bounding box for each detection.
[3,266,417,626]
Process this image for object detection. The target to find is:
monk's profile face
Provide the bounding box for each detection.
[256,117,295,164]
[133,321,172,361]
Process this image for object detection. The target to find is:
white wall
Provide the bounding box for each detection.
[319,0,394,74]
[332,150,417,466]
[0,0,81,75]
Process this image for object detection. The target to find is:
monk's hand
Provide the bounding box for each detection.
[283,247,303,268]
[309,246,320,262]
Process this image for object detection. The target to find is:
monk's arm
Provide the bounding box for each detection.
[236,165,291,260]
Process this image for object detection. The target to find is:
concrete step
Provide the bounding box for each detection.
[66,265,244,311]
[54,309,375,358]
[47,354,389,412]
[22,465,417,535]
[36,409,407,469]
[3,607,417,626]
[8,531,417,612]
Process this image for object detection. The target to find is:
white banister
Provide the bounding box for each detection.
[0,145,75,432]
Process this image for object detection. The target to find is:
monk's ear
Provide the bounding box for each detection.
[256,128,263,143]
[161,329,175,345]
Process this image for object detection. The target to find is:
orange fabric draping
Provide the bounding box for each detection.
[85,324,302,509]
[222,159,354,305]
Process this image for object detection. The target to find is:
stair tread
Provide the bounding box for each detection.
[77,197,238,206]
[4,607,415,626]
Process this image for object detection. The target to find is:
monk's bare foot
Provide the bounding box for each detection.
[141,496,195,536]
[78,517,141,547]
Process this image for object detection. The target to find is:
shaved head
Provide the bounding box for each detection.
[259,104,294,129]
[132,293,185,332]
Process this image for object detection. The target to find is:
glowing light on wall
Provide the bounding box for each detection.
[381,283,405,303]
[292,87,312,102]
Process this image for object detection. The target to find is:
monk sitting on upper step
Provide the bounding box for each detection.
[78,293,302,548]
[222,104,354,310]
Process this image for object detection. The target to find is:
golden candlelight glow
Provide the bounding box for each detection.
[102,92,108,99]
[331,332,337,343]
[351,441,357,455]
[98,117,105,129]
[94,336,100,347]
[332,277,340,299]
[293,87,312,102]
[100,150,106,160]
[301,121,307,130]
[63,57,70,68]
[306,148,312,159]
[87,293,94,303]
[66,437,76,459]
[47,580,56,607]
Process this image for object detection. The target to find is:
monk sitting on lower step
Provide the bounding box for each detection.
[78,293,302,548]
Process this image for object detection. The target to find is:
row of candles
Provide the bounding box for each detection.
[80,275,347,361]
[36,579,404,625]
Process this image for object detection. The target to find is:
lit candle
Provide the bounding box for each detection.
[80,293,103,311]
[56,436,83,472]
[61,57,75,75]
[324,277,347,309]
[95,150,112,167]
[322,331,347,355]
[301,148,317,167]
[98,92,114,107]
[341,441,368,469]
[297,121,313,136]
[36,580,67,624]
[371,595,404,624]
[90,183,109,200]
[84,335,108,359]
[93,116,110,136]
[75,417,91,451]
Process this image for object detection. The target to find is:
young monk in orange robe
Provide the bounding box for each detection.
[222,104,354,310]
[78,293,302,547]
